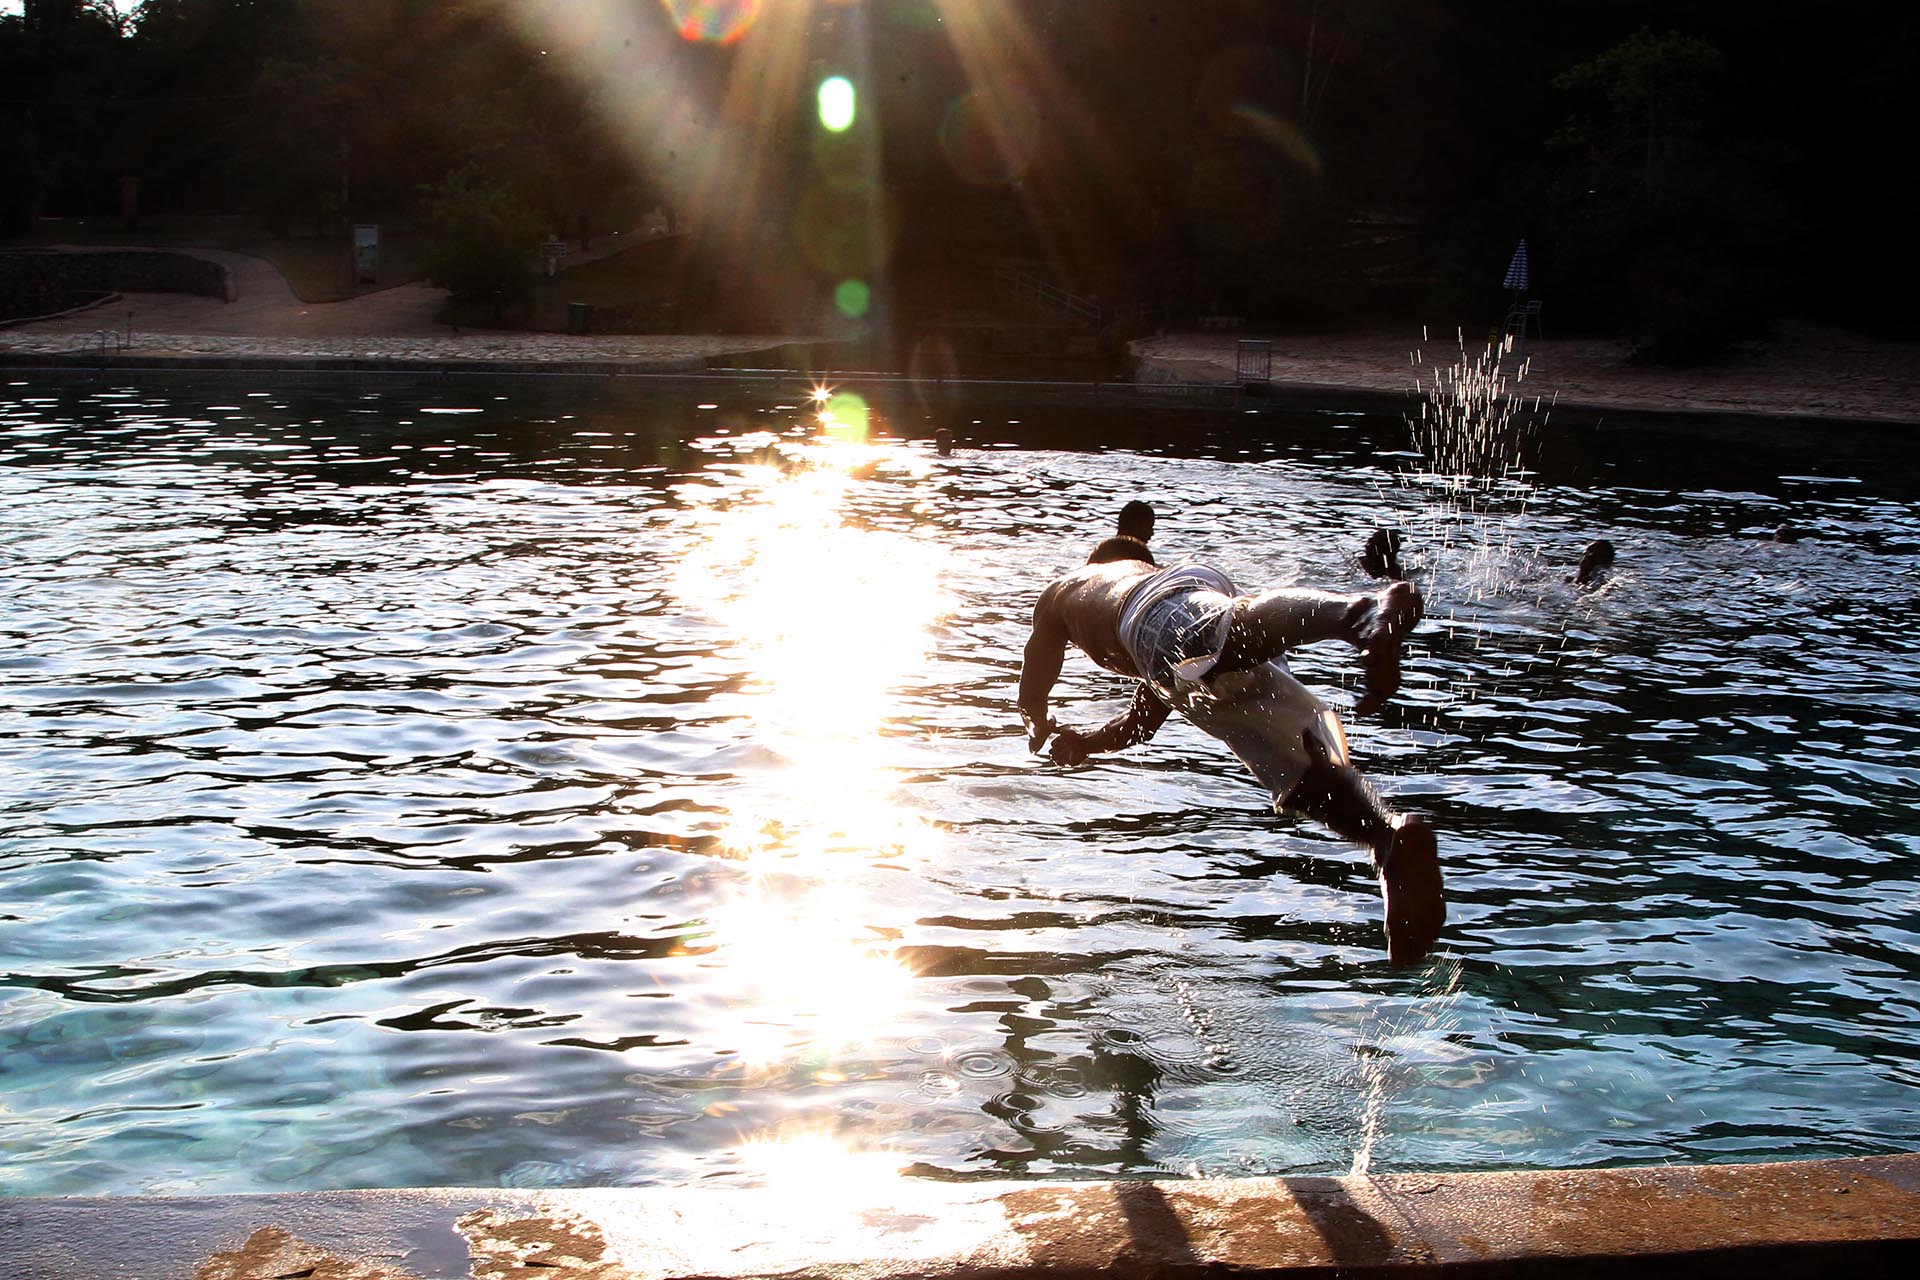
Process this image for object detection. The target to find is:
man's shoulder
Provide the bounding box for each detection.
[1044,561,1158,609]
[1062,560,1159,588]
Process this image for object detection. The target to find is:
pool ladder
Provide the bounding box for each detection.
[82,328,126,359]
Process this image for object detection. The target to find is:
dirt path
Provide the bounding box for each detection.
[16,244,451,338]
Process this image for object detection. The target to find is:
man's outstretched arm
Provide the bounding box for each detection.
[1047,681,1173,766]
[1018,594,1069,752]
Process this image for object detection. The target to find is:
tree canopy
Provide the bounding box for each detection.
[2,0,1909,348]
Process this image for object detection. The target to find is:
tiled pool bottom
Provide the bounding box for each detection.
[5,1156,1919,1279]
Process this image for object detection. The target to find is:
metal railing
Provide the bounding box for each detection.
[82,329,125,358]
[1235,339,1272,384]
[993,265,1104,328]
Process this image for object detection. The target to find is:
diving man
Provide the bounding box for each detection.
[1018,550,1444,966]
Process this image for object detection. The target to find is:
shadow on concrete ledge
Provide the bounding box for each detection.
[2,1154,1917,1279]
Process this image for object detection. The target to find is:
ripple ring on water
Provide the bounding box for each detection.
[950,1048,1015,1079]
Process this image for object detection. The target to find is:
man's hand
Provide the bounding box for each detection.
[1046,727,1092,767]
[1024,712,1057,754]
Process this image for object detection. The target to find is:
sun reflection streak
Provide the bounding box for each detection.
[705,881,915,1066]
[672,439,952,1068]
[737,1126,906,1197]
[680,459,944,742]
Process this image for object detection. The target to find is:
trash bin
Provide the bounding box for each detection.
[566,302,591,334]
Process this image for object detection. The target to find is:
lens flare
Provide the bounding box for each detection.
[663,0,762,44]
[793,182,898,277]
[1229,103,1323,176]
[833,278,871,318]
[819,391,870,443]
[938,82,1040,187]
[818,75,857,131]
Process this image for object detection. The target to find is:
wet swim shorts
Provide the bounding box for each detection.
[1116,563,1350,805]
[1116,564,1238,700]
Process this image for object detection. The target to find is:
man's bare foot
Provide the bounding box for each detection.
[1360,528,1404,580]
[1378,814,1444,967]
[1352,580,1421,716]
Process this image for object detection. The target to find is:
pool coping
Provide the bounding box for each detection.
[5,350,1917,437]
[5,1153,1917,1279]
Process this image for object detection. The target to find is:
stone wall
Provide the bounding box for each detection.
[0,249,228,322]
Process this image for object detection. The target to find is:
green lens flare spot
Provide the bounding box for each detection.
[820,391,870,443]
[818,76,857,132]
[833,279,871,318]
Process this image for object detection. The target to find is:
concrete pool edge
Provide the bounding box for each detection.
[5,1154,1917,1279]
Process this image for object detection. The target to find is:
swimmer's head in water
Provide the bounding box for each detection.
[1118,500,1155,543]
[1576,538,1616,586]
[1088,535,1155,566]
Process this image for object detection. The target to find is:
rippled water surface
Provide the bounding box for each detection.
[3,376,1918,1196]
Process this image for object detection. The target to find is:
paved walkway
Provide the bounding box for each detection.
[7,1154,1920,1279]
[1134,322,1920,424]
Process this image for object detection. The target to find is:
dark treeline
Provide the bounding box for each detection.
[4,0,1913,356]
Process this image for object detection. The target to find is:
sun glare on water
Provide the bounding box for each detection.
[671,435,950,1068]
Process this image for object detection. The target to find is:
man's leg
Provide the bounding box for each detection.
[1217,580,1421,715]
[1284,756,1445,967]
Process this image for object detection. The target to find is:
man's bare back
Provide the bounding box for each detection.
[1028,560,1160,681]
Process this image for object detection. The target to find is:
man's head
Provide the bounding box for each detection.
[1118,500,1155,543]
[1575,538,1615,586]
[1088,535,1156,566]
[934,427,954,457]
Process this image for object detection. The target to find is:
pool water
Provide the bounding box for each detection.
[2,376,1917,1197]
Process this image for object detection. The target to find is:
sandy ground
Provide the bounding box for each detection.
[0,245,814,365]
[4,246,1917,422]
[1132,321,1920,424]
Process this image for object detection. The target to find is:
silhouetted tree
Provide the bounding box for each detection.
[1545,29,1793,359]
[419,160,538,316]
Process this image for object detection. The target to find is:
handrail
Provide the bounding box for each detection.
[993,265,1104,327]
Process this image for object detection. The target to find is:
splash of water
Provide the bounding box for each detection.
[1395,330,1564,612]
[1407,331,1552,487]
[1349,956,1466,1176]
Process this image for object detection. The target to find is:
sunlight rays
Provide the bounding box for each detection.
[485,0,727,215]
[690,0,819,294]
[930,0,1149,279]
[485,0,810,304]
[490,0,900,328]
[488,0,1150,322]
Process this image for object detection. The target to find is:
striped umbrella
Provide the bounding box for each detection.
[1502,239,1530,292]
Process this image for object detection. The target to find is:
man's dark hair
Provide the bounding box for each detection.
[1575,538,1615,587]
[1088,535,1156,566]
[1118,500,1155,542]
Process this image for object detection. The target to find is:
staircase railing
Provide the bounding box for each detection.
[993,265,1104,328]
